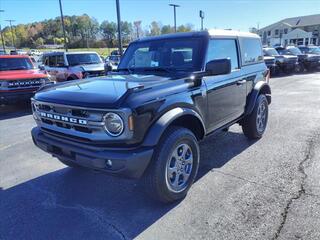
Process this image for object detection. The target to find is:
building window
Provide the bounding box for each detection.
[275,29,279,35]
[284,28,288,34]
[297,39,304,45]
[267,31,271,36]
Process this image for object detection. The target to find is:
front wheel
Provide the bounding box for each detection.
[144,126,200,203]
[242,94,269,139]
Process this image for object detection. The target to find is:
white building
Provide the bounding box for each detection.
[258,14,320,47]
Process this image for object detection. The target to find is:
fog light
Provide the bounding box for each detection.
[106,159,113,168]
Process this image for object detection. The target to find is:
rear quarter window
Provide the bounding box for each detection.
[240,38,263,65]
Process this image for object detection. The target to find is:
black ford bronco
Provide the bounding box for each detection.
[31,30,271,203]
[263,47,298,73]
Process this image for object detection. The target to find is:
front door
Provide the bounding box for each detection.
[203,38,247,131]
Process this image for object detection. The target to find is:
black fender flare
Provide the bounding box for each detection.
[245,81,271,115]
[142,107,206,147]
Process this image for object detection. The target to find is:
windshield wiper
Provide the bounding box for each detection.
[141,67,175,74]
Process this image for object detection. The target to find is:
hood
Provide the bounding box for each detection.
[0,69,48,80]
[264,56,275,61]
[306,54,320,61]
[34,74,172,108]
[282,55,298,60]
[274,55,284,60]
[79,63,105,72]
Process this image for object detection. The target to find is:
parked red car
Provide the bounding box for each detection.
[0,55,50,104]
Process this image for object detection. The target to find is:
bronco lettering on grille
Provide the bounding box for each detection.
[39,112,87,125]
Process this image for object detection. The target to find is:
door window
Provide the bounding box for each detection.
[43,56,49,66]
[48,56,56,67]
[56,55,65,67]
[206,39,239,70]
[240,38,263,65]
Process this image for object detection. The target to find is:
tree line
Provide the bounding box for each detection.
[0,14,194,49]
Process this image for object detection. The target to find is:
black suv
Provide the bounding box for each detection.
[263,47,298,73]
[31,30,271,203]
[298,46,320,55]
[276,46,320,72]
[263,55,277,75]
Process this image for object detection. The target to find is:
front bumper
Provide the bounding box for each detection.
[31,127,154,178]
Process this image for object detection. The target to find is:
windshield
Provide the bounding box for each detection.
[66,53,102,66]
[308,47,320,54]
[276,49,291,55]
[118,37,205,74]
[109,56,120,62]
[288,47,302,55]
[264,49,279,56]
[263,48,279,56]
[0,58,34,71]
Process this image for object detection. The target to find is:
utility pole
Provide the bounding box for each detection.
[58,0,68,51]
[169,4,180,32]
[5,19,15,50]
[0,10,5,52]
[199,10,204,31]
[134,21,141,39]
[86,29,89,49]
[116,0,123,56]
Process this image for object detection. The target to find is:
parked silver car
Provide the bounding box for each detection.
[40,51,105,82]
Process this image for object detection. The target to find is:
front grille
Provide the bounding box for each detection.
[287,58,297,64]
[34,102,105,136]
[8,78,44,89]
[32,101,132,142]
[265,60,275,65]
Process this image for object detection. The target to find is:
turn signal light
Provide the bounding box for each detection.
[128,115,134,131]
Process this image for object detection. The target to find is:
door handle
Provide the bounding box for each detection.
[237,79,247,85]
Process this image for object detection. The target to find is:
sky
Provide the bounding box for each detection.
[0,0,319,31]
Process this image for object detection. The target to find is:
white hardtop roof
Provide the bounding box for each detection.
[208,29,260,39]
[66,51,99,55]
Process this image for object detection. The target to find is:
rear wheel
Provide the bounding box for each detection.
[144,126,200,203]
[242,94,269,139]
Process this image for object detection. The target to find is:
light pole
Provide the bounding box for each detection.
[0,10,5,52]
[5,19,15,50]
[58,0,68,51]
[169,4,180,32]
[116,0,123,56]
[199,10,204,31]
[134,21,141,39]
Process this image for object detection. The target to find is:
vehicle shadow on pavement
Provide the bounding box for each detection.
[0,130,257,240]
[0,103,32,120]
[197,130,257,180]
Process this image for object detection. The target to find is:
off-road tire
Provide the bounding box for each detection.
[144,126,200,203]
[242,94,269,139]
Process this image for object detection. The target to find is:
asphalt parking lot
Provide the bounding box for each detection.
[1,72,320,240]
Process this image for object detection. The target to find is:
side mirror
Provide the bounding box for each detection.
[205,58,231,76]
[39,65,45,70]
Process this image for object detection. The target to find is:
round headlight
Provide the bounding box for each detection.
[103,113,124,136]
